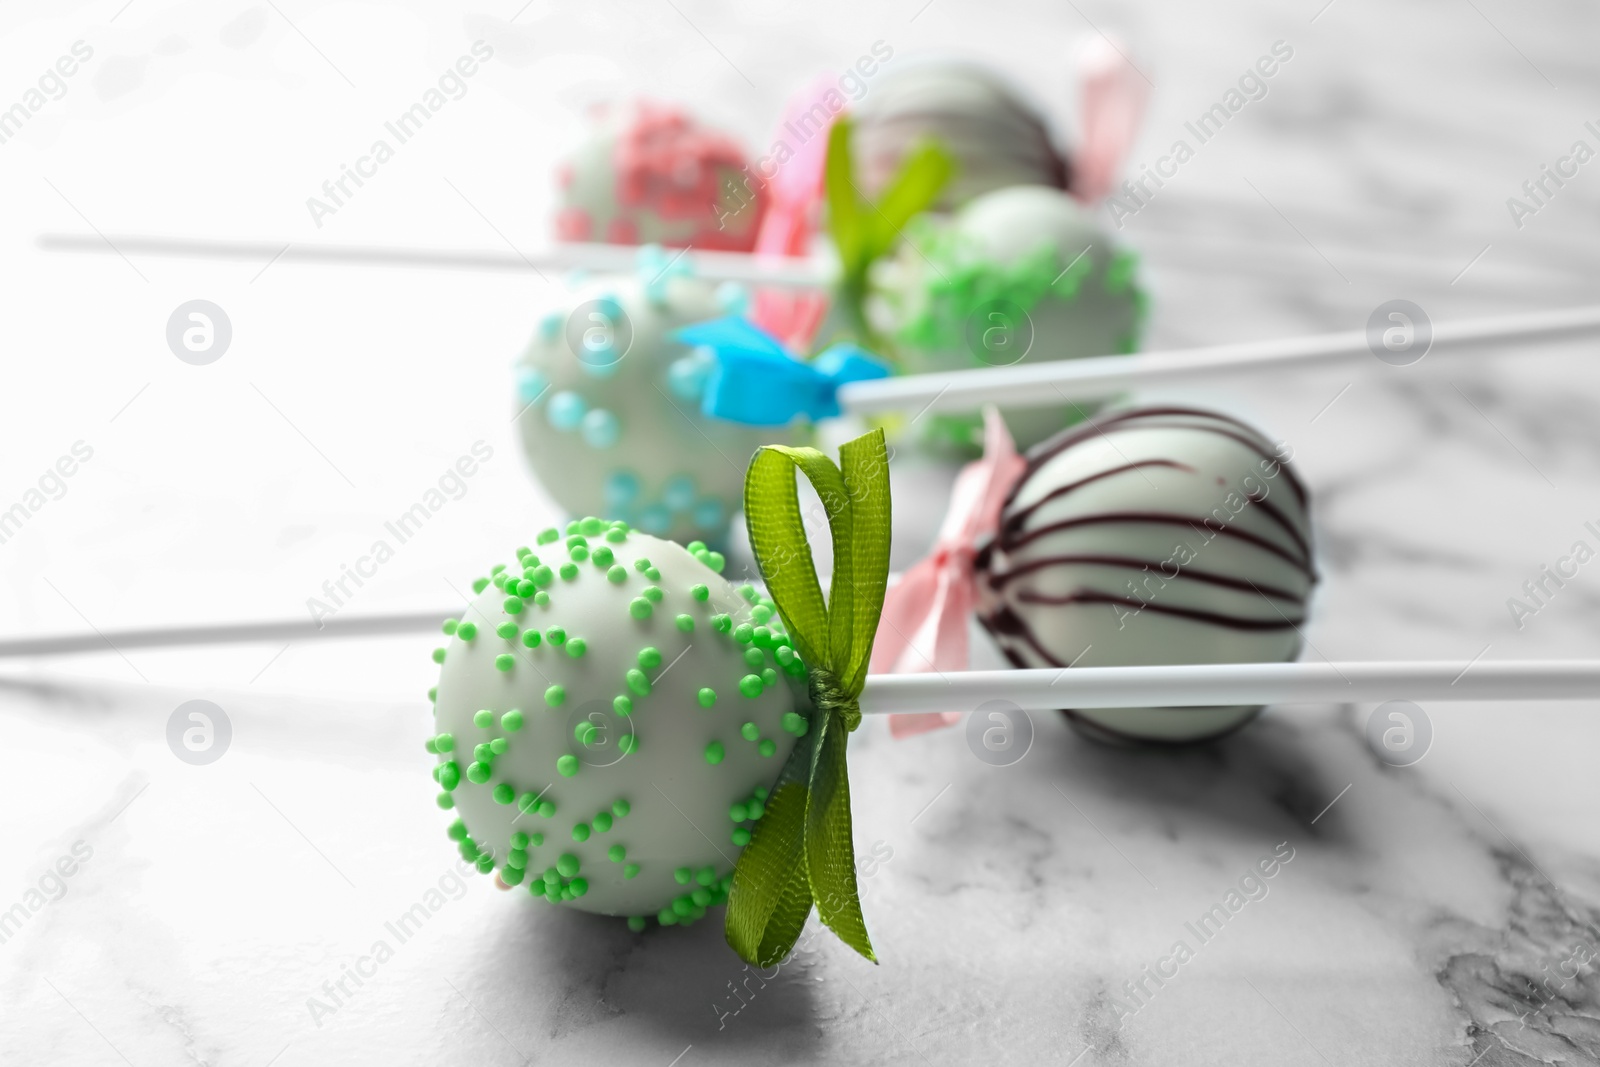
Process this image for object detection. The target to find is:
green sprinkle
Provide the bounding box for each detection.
[491,564,507,576]
[501,710,523,732]
[607,565,627,584]
[613,695,633,716]
[517,792,538,814]
[754,786,769,801]
[738,675,763,698]
[624,863,640,879]
[759,739,777,757]
[751,604,773,623]
[704,741,725,765]
[530,832,544,846]
[691,887,712,907]
[531,565,554,587]
[734,624,754,645]
[494,653,515,672]
[472,578,490,594]
[593,811,613,833]
[442,618,459,635]
[476,854,495,874]
[712,614,731,633]
[705,551,725,573]
[466,761,491,784]
[557,754,579,777]
[537,527,560,545]
[629,598,652,619]
[696,866,716,887]
[782,711,805,735]
[618,734,638,755]
[457,622,478,641]
[436,792,454,809]
[570,544,589,562]
[740,722,759,741]
[638,647,663,669]
[533,591,550,607]
[545,685,566,707]
[567,637,587,658]
[579,516,604,536]
[730,802,748,822]
[572,823,591,842]
[732,828,751,847]
[643,585,663,603]
[612,798,631,817]
[427,687,437,703]
[747,797,765,819]
[605,527,626,544]
[738,584,757,602]
[439,763,460,790]
[431,647,446,664]
[569,877,589,898]
[557,853,580,877]
[775,646,794,666]
[538,799,557,818]
[743,647,765,667]
[626,669,651,696]
[559,562,579,581]
[517,579,536,597]
[511,831,529,849]
[520,628,541,649]
[608,844,626,862]
[504,596,525,615]
[474,709,493,728]
[567,534,588,550]
[633,558,651,573]
[447,819,468,841]
[546,626,566,646]
[658,908,677,926]
[575,721,597,745]
[494,622,516,640]
[493,783,515,805]
[697,687,717,708]
[501,865,525,886]
[489,737,508,755]
[762,668,778,687]
[592,546,614,567]
[686,541,707,554]
[675,614,695,632]
[691,584,710,602]
[473,743,492,762]
[674,866,692,885]
[627,916,646,932]
[435,733,455,752]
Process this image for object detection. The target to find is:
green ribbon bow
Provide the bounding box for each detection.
[724,428,892,967]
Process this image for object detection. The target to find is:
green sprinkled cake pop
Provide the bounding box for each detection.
[427,520,804,925]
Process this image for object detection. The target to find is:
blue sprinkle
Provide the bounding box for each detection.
[547,390,587,431]
[538,311,563,342]
[662,475,697,512]
[581,408,621,449]
[715,282,750,316]
[515,366,549,404]
[693,497,726,531]
[639,504,671,535]
[605,471,640,507]
[667,348,714,400]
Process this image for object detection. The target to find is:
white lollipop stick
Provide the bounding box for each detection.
[0,611,454,659]
[859,660,1600,712]
[35,233,829,290]
[835,303,1600,415]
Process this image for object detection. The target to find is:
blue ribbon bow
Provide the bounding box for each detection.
[672,317,891,426]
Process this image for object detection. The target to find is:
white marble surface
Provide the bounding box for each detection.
[4,0,1600,1064]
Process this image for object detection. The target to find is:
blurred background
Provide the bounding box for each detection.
[5,1,1600,1064]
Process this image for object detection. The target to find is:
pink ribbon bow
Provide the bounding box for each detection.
[872,408,1026,738]
[1070,36,1150,205]
[748,76,836,350]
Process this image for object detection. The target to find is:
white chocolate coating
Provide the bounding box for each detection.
[429,525,802,922]
[974,408,1317,743]
[852,60,1067,209]
[514,275,796,547]
[881,185,1146,454]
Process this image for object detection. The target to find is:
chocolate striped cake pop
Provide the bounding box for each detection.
[426,520,808,929]
[974,407,1316,743]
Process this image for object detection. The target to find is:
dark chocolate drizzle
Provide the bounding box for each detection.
[980,405,1318,667]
